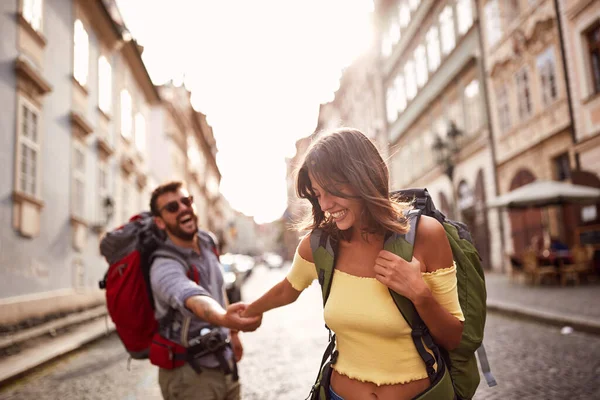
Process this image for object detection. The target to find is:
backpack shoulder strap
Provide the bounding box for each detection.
[198,230,220,260]
[151,249,198,283]
[309,229,338,307]
[384,209,422,328]
[385,209,440,383]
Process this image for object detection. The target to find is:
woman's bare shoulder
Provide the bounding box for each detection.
[414,215,453,272]
[297,232,314,263]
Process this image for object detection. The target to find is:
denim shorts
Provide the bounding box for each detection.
[329,386,344,400]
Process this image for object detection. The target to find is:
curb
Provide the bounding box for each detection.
[0,316,115,386]
[487,300,600,335]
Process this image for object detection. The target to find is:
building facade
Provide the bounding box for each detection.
[148,82,223,233]
[376,0,502,270]
[0,0,227,327]
[557,0,600,245]
[478,0,578,255]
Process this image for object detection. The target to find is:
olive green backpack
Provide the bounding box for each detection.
[307,188,496,400]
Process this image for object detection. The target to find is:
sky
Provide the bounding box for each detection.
[116,0,374,223]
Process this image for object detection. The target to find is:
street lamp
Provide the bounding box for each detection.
[91,196,115,233]
[431,121,463,218]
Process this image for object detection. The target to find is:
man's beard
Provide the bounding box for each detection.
[165,213,198,241]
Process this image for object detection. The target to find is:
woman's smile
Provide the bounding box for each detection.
[330,209,348,221]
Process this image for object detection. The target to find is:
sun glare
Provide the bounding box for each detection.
[117,0,374,223]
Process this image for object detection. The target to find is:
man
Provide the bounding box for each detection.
[149,181,261,400]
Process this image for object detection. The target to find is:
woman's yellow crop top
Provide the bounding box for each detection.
[286,250,464,386]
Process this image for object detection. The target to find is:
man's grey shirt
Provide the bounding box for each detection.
[150,231,232,369]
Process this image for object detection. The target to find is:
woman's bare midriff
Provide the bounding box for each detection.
[330,369,431,400]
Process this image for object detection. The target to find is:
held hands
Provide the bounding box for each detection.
[224,302,262,332]
[373,250,430,303]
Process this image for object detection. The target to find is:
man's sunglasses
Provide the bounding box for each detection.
[159,196,194,214]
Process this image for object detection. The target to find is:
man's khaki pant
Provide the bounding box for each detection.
[158,364,241,400]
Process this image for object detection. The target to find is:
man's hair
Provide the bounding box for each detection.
[150,181,184,216]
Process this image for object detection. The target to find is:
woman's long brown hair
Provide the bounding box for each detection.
[295,128,411,241]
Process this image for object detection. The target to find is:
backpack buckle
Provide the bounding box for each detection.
[411,325,428,339]
[331,350,339,365]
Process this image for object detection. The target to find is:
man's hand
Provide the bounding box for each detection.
[223,302,262,332]
[230,332,243,362]
[185,296,262,331]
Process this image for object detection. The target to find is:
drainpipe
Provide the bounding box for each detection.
[475,4,506,273]
[554,0,580,170]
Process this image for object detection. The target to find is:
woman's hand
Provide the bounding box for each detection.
[373,250,430,303]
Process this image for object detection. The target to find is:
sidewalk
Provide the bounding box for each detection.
[0,307,115,386]
[484,272,600,335]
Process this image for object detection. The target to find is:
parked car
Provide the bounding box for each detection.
[219,253,255,303]
[263,252,284,269]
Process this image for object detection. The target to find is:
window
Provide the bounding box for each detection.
[516,68,532,120]
[448,100,464,133]
[206,174,219,198]
[22,0,43,31]
[399,1,411,29]
[587,24,600,95]
[426,26,441,72]
[439,6,456,56]
[98,56,112,113]
[187,137,200,168]
[72,145,86,219]
[484,0,502,47]
[496,85,511,133]
[120,90,132,139]
[457,0,473,35]
[581,205,597,222]
[73,20,89,87]
[134,112,146,153]
[553,153,571,181]
[404,60,417,101]
[435,117,447,138]
[464,80,481,133]
[414,45,428,88]
[395,75,407,113]
[537,47,558,106]
[386,86,397,124]
[17,99,41,197]
[389,18,400,47]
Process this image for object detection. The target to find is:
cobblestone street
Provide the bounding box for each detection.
[1,265,599,400]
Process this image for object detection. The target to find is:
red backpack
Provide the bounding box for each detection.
[99,213,217,360]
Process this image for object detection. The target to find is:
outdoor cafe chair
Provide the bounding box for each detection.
[522,249,559,286]
[559,245,593,285]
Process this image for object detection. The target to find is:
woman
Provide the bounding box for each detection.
[243,128,464,400]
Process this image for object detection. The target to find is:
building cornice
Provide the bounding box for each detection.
[192,112,221,181]
[14,57,52,96]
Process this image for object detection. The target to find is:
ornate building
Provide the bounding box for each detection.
[557,0,600,246]
[0,0,158,325]
[376,0,501,270]
[479,0,576,254]
[149,82,222,234]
